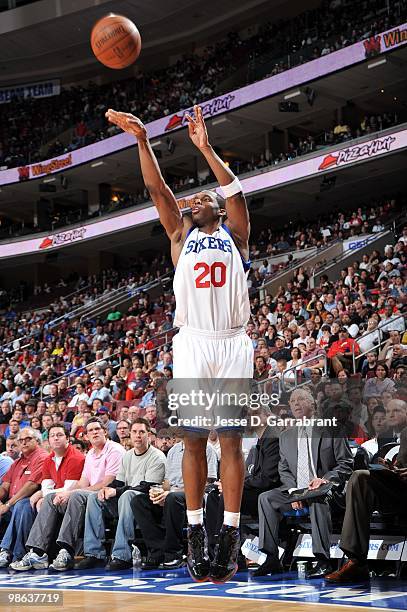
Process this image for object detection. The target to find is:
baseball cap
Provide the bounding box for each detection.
[96,406,110,415]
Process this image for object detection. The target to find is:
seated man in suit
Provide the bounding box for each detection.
[254,387,353,579]
[205,405,280,556]
[326,408,407,583]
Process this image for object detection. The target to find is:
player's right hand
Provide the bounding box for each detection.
[105,109,147,141]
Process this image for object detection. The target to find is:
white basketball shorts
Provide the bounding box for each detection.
[172,326,254,379]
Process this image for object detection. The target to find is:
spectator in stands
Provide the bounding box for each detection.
[272,335,291,361]
[10,424,85,570]
[95,406,117,439]
[0,400,12,425]
[5,419,20,440]
[382,399,407,442]
[156,429,175,456]
[299,337,326,380]
[115,420,131,446]
[0,427,48,567]
[19,417,125,571]
[254,388,353,579]
[379,305,405,335]
[363,363,396,400]
[2,435,20,461]
[254,356,268,382]
[327,328,360,374]
[76,418,166,570]
[89,379,113,403]
[361,406,388,460]
[131,430,216,569]
[325,413,407,583]
[68,382,90,408]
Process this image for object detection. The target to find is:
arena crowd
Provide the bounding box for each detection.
[0,190,405,576]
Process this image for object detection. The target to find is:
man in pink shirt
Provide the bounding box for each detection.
[19,417,125,571]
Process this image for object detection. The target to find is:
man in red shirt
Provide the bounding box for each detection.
[0,427,48,566]
[327,328,360,374]
[10,424,85,571]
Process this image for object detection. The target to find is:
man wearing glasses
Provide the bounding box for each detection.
[10,424,85,571]
[0,427,48,567]
[9,417,125,571]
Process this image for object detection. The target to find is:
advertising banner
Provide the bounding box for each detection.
[0,22,406,185]
[0,79,60,104]
[1,127,406,260]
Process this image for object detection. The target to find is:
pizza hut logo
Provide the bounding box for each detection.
[39,237,53,249]
[165,94,235,131]
[18,166,30,181]
[165,114,183,131]
[363,35,381,58]
[318,136,396,171]
[39,228,86,250]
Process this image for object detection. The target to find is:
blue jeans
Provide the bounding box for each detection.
[1,498,36,561]
[84,490,141,561]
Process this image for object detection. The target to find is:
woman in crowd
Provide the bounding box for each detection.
[285,347,303,384]
[363,363,396,400]
[362,405,388,459]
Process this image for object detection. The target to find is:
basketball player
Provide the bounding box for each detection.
[106,105,253,583]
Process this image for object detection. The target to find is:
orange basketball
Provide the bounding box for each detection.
[91,14,141,70]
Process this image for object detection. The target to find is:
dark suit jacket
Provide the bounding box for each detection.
[397,426,407,468]
[278,426,353,491]
[244,426,280,491]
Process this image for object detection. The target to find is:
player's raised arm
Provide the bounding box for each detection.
[186,105,250,258]
[105,109,191,263]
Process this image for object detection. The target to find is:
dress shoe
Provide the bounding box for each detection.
[324,559,370,583]
[186,524,210,582]
[75,556,106,570]
[251,554,283,577]
[210,525,240,584]
[305,560,333,579]
[140,556,163,570]
[159,557,186,569]
[106,557,133,571]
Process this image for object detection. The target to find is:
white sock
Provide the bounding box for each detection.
[223,511,240,528]
[187,508,204,525]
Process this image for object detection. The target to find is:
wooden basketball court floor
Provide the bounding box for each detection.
[0,566,406,612]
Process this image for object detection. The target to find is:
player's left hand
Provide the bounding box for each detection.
[185,105,209,150]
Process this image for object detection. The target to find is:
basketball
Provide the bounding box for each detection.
[91,14,141,69]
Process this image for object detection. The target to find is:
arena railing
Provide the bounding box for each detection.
[39,351,123,400]
[0,274,172,358]
[39,324,178,399]
[258,239,341,299]
[48,274,172,327]
[281,352,328,393]
[351,311,407,373]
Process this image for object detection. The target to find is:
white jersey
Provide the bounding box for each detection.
[173,224,251,331]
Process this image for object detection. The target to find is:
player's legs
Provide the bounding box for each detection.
[183,432,211,582]
[209,432,244,583]
[182,434,208,512]
[218,433,244,513]
[209,333,252,583]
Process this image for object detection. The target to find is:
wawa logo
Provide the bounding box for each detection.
[18,166,30,181]
[165,94,235,131]
[363,35,381,58]
[39,227,87,250]
[318,136,396,171]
